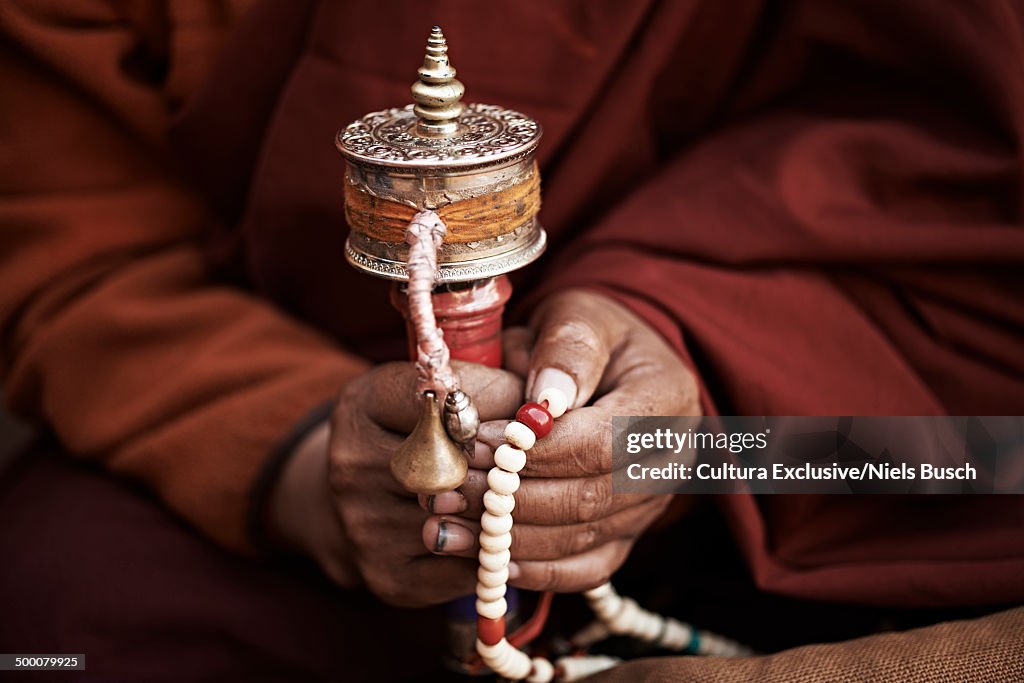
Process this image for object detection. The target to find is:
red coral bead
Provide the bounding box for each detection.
[477,615,506,645]
[516,402,553,438]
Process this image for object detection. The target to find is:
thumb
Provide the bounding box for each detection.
[525,292,622,409]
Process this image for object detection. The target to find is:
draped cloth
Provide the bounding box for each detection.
[1,0,1022,637]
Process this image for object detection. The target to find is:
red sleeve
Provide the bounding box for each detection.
[0,1,366,552]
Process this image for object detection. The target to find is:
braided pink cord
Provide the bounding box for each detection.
[406,210,459,396]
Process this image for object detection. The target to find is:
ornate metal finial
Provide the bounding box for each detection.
[411,26,465,137]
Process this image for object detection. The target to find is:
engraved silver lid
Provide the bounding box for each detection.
[336,26,545,283]
[337,103,541,171]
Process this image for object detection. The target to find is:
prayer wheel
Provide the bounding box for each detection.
[337,26,544,492]
[336,24,542,669]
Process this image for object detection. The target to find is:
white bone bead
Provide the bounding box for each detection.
[503,649,534,681]
[487,467,520,495]
[476,637,509,660]
[476,597,508,620]
[476,581,507,602]
[479,638,531,681]
[478,565,509,587]
[569,620,611,648]
[697,630,747,656]
[527,657,555,683]
[483,490,515,516]
[478,548,511,572]
[630,609,664,641]
[480,511,513,536]
[485,646,514,674]
[493,443,527,473]
[479,641,531,682]
[587,586,623,623]
[503,422,536,451]
[660,619,692,650]
[479,531,512,552]
[556,655,621,681]
[537,387,569,418]
[606,597,641,635]
[584,583,614,601]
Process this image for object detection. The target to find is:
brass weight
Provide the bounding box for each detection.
[390,392,469,495]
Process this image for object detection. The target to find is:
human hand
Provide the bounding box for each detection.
[270,361,522,607]
[420,289,699,592]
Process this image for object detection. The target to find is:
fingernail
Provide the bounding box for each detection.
[507,561,521,580]
[532,368,578,407]
[435,520,474,554]
[477,421,509,447]
[430,491,467,515]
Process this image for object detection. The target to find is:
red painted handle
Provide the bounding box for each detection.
[391,275,512,368]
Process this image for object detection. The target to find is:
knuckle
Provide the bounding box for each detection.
[667,367,700,414]
[540,316,605,357]
[337,375,367,411]
[364,563,427,608]
[571,419,613,475]
[536,560,561,592]
[326,445,350,484]
[339,507,376,550]
[326,466,347,495]
[573,476,609,523]
[320,557,355,587]
[367,575,408,606]
[569,522,601,555]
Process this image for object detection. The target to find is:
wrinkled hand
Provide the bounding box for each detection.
[270,360,522,607]
[419,289,699,593]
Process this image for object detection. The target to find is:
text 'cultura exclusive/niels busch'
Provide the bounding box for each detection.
[627,461,978,481]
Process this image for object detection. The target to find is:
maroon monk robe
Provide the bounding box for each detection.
[173,0,1024,608]
[2,0,1023,680]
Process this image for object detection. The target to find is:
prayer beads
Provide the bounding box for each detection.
[475,387,751,681]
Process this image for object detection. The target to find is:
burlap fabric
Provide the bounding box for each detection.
[589,606,1024,682]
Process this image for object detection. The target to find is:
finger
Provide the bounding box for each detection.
[502,326,534,378]
[474,407,635,477]
[418,490,468,515]
[451,468,489,520]
[455,470,658,526]
[469,420,508,470]
[328,411,410,496]
[360,361,524,433]
[475,402,691,481]
[452,359,525,422]
[468,439,494,469]
[423,496,666,562]
[338,494,432,559]
[509,539,632,593]
[381,556,478,607]
[507,497,667,561]
[523,366,697,478]
[590,337,699,417]
[525,293,627,408]
[421,515,481,556]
